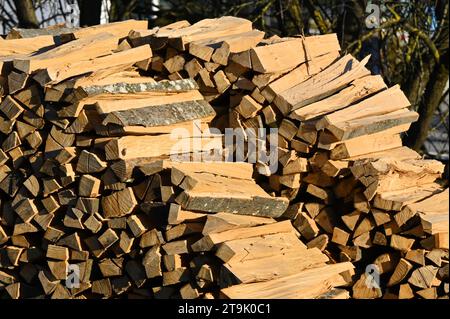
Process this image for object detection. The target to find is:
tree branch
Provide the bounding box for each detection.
[13,0,39,28]
[304,0,329,34]
[404,23,440,63]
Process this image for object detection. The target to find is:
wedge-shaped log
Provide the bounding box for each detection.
[290,75,387,121]
[104,135,222,160]
[202,212,276,235]
[216,232,306,264]
[13,33,120,74]
[221,262,353,299]
[155,16,253,51]
[191,220,294,251]
[59,19,148,41]
[102,100,215,127]
[274,54,370,114]
[175,171,289,217]
[35,45,152,85]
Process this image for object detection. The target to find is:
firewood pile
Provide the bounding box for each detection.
[0,17,448,299]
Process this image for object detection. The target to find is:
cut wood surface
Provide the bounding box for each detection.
[261,51,340,103]
[37,45,152,85]
[13,33,120,74]
[317,85,410,129]
[404,188,449,235]
[202,212,276,235]
[104,134,222,160]
[216,232,306,264]
[221,262,354,299]
[274,54,370,114]
[192,220,295,251]
[60,19,148,41]
[155,16,253,50]
[0,36,55,56]
[290,75,387,121]
[222,247,329,284]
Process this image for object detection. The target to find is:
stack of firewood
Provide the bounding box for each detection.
[346,154,448,299]
[0,17,448,299]
[126,161,353,299]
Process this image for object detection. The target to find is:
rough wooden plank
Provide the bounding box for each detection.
[93,90,204,114]
[290,75,387,121]
[175,172,289,217]
[327,109,418,141]
[13,33,119,74]
[0,35,55,57]
[330,134,403,160]
[156,16,252,51]
[274,54,370,114]
[191,220,294,251]
[222,247,328,284]
[221,262,353,299]
[215,232,306,264]
[102,100,215,127]
[60,19,148,41]
[76,78,197,99]
[318,84,411,128]
[202,212,275,235]
[35,45,152,85]
[261,51,340,103]
[104,135,222,160]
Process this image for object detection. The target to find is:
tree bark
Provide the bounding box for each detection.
[109,0,137,22]
[303,0,329,34]
[403,55,434,111]
[405,51,449,151]
[13,0,39,28]
[78,0,102,26]
[288,0,304,34]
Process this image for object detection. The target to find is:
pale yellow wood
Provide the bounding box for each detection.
[191,220,294,251]
[61,19,148,40]
[42,45,152,84]
[167,204,206,225]
[13,33,119,73]
[211,30,265,65]
[318,84,410,129]
[290,75,387,121]
[373,183,441,211]
[221,262,353,299]
[330,134,403,160]
[216,232,306,264]
[387,258,413,287]
[222,247,328,284]
[105,134,222,160]
[327,109,419,141]
[408,265,439,289]
[319,123,410,151]
[171,161,255,181]
[405,188,449,235]
[0,35,55,56]
[251,34,339,75]
[202,212,275,235]
[274,54,370,114]
[250,38,305,74]
[156,16,253,50]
